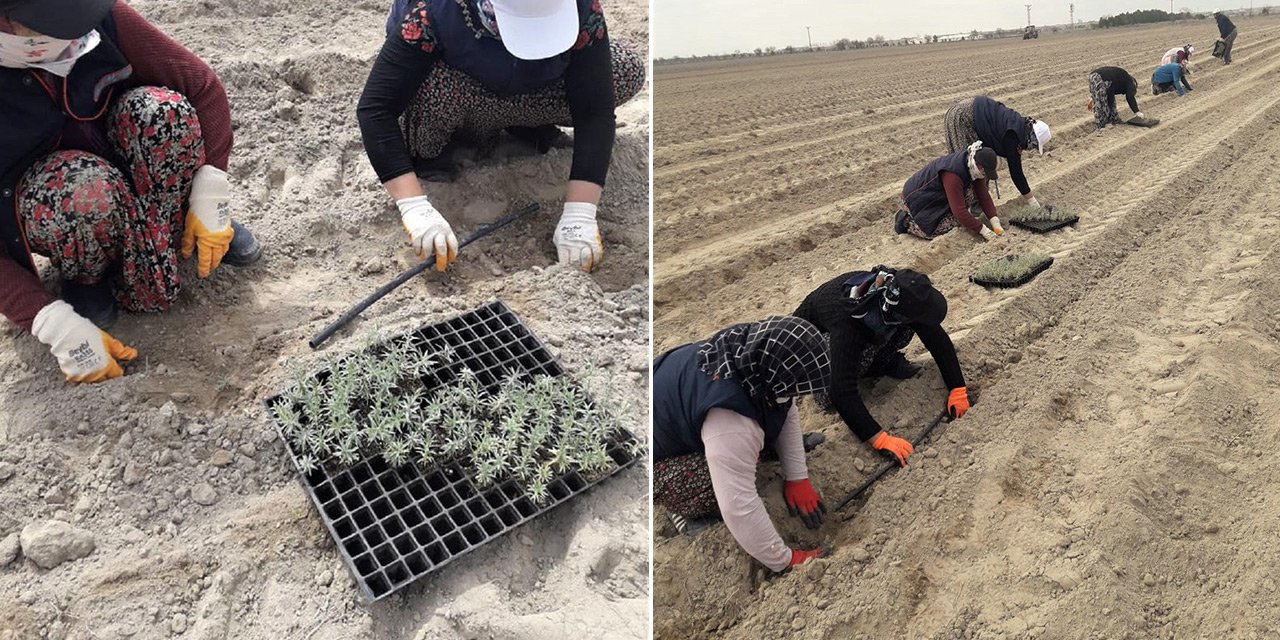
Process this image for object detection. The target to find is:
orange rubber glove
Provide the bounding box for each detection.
[871,431,914,466]
[783,479,826,529]
[182,165,234,278]
[789,546,830,567]
[947,386,972,419]
[32,300,138,383]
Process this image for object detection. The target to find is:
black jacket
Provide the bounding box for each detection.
[1216,13,1236,38]
[357,0,617,186]
[793,272,966,441]
[1091,66,1141,114]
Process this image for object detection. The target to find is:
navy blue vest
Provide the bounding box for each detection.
[386,0,593,98]
[901,151,971,236]
[0,15,132,273]
[653,343,791,461]
[972,95,1028,159]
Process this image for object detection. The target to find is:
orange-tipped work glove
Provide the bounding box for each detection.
[871,431,914,466]
[32,300,137,383]
[947,386,973,419]
[789,546,831,568]
[182,165,235,278]
[784,479,826,529]
[398,195,459,272]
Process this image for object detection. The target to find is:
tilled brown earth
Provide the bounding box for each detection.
[0,0,651,638]
[654,17,1280,640]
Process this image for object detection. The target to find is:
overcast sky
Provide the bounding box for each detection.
[654,1,1246,57]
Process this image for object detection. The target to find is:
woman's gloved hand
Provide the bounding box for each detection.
[554,202,603,272]
[871,431,914,466]
[947,386,973,419]
[783,478,826,529]
[183,165,235,278]
[988,216,1005,236]
[788,546,831,568]
[398,195,459,272]
[32,300,137,383]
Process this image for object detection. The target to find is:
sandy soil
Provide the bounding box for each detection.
[654,17,1280,640]
[0,0,650,638]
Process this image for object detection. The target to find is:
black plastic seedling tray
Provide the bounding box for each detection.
[1011,217,1079,233]
[970,255,1055,289]
[268,300,640,602]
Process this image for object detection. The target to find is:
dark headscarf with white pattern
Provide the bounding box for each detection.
[696,316,831,404]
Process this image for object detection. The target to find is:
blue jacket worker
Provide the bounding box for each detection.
[1152,62,1193,96]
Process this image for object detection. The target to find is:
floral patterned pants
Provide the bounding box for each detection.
[654,453,719,519]
[402,41,646,158]
[17,86,205,312]
[898,197,959,240]
[1088,73,1122,129]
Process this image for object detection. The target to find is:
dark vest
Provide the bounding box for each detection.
[386,0,592,98]
[653,343,791,461]
[901,151,972,237]
[0,15,132,273]
[972,95,1028,159]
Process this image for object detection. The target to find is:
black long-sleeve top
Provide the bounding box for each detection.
[1216,13,1237,38]
[793,273,966,442]
[1093,66,1141,115]
[356,13,617,186]
[999,131,1032,195]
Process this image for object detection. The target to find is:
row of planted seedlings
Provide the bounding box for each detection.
[269,304,643,600]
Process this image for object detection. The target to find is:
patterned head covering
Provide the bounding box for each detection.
[697,316,831,404]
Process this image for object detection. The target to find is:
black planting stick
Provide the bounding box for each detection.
[834,409,949,513]
[308,202,539,350]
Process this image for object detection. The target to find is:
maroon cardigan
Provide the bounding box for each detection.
[0,2,232,333]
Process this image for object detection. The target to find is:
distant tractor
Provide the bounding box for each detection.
[1023,25,1040,39]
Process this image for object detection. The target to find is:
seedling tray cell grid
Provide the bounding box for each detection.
[1011,217,1079,233]
[268,301,640,602]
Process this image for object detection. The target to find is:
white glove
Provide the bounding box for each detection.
[32,300,137,383]
[1135,112,1145,119]
[553,202,603,272]
[978,225,998,241]
[397,196,458,272]
[1024,195,1042,209]
[988,216,1005,236]
[183,165,234,278]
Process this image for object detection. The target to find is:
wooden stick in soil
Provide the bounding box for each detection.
[833,409,948,513]
[309,203,540,350]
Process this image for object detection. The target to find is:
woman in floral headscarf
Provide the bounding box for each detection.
[357,0,645,274]
[0,0,260,384]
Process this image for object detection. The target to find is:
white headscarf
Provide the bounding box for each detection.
[0,28,100,77]
[965,140,986,181]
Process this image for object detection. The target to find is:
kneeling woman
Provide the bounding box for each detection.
[894,143,1004,241]
[357,0,646,273]
[0,0,260,383]
[654,317,832,572]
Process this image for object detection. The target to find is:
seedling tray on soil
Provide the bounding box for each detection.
[970,255,1055,289]
[1011,217,1079,233]
[1125,116,1161,127]
[267,300,640,602]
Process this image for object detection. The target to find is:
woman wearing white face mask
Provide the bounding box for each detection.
[893,142,1004,241]
[357,0,646,273]
[0,0,260,384]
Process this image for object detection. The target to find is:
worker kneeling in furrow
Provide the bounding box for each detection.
[1152,61,1193,97]
[653,316,833,573]
[0,0,262,384]
[793,266,974,467]
[894,142,1005,241]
